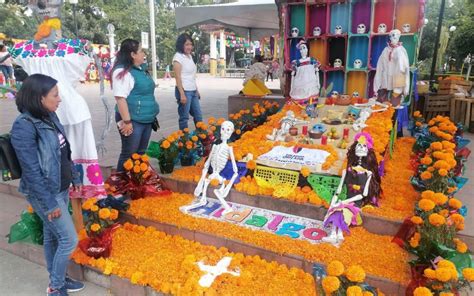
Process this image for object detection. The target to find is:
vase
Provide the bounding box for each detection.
[180,155,194,166]
[159,160,174,174]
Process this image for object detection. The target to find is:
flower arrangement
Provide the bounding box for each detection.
[123,153,152,185]
[177,128,199,166]
[156,135,179,173]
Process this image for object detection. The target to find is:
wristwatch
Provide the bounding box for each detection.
[123,120,132,124]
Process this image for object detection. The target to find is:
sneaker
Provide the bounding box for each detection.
[65,277,85,293]
[47,286,68,296]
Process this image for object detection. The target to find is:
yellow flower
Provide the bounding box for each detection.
[300,166,311,178]
[435,267,452,282]
[448,198,462,209]
[141,155,149,162]
[418,199,435,212]
[456,241,468,253]
[420,157,432,165]
[430,142,443,151]
[327,260,344,276]
[433,193,447,205]
[347,286,363,296]
[346,265,366,283]
[191,136,198,142]
[90,223,101,232]
[421,190,434,200]
[91,205,99,212]
[438,168,448,177]
[429,213,446,227]
[420,171,432,180]
[409,232,420,248]
[413,287,433,296]
[462,268,474,281]
[183,128,190,133]
[322,276,340,293]
[110,209,119,220]
[98,208,111,220]
[82,201,92,210]
[423,268,436,279]
[410,216,423,225]
[210,179,220,187]
[362,292,374,296]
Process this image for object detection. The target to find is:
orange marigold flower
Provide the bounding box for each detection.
[161,140,171,149]
[421,190,434,200]
[210,126,217,131]
[110,209,119,220]
[456,241,468,253]
[236,129,242,135]
[418,199,435,211]
[196,121,203,128]
[246,160,257,170]
[183,128,190,133]
[415,121,422,127]
[90,223,101,232]
[363,292,374,296]
[91,205,99,212]
[435,267,452,282]
[448,198,462,209]
[322,276,340,293]
[430,142,443,151]
[424,268,436,279]
[427,166,435,172]
[191,136,198,142]
[123,159,134,171]
[438,168,448,177]
[462,268,474,281]
[327,260,344,276]
[217,118,225,125]
[429,213,446,227]
[300,166,311,178]
[413,111,421,117]
[346,265,366,283]
[347,286,363,296]
[199,133,206,139]
[140,163,148,172]
[433,193,447,205]
[210,179,220,186]
[134,160,140,165]
[82,201,92,210]
[410,216,423,225]
[439,209,449,217]
[413,287,433,296]
[133,165,141,174]
[141,155,149,162]
[132,153,140,160]
[99,208,111,219]
[420,171,432,180]
[420,157,432,165]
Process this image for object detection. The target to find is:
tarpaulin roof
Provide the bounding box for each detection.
[175,0,278,40]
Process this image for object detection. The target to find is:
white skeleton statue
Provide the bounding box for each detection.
[352,98,389,131]
[197,257,240,288]
[181,121,238,215]
[313,26,322,37]
[335,25,343,35]
[353,59,362,69]
[357,24,366,34]
[402,23,411,33]
[291,27,299,38]
[378,23,387,33]
[334,58,342,68]
[267,111,308,141]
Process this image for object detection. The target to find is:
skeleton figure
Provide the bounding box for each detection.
[353,59,362,69]
[335,25,343,35]
[352,91,360,98]
[28,0,64,48]
[402,23,411,33]
[334,59,342,68]
[181,121,238,215]
[197,257,240,288]
[313,26,322,37]
[331,91,339,98]
[378,23,387,33]
[352,99,388,131]
[267,111,308,141]
[291,27,300,38]
[357,24,366,34]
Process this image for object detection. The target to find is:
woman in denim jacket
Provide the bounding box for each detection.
[11,74,85,296]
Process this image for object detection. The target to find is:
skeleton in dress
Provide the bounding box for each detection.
[267,110,308,141]
[351,98,388,131]
[28,0,63,48]
[181,121,238,215]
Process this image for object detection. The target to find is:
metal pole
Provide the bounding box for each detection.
[149,0,157,82]
[429,0,446,88]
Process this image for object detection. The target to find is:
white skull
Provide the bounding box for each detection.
[291,27,299,38]
[378,23,387,33]
[355,142,369,157]
[299,43,308,59]
[335,25,343,35]
[357,24,366,34]
[333,58,342,68]
[313,26,322,37]
[353,59,362,69]
[331,91,339,98]
[220,121,235,141]
[352,91,360,98]
[389,29,401,45]
[402,23,411,33]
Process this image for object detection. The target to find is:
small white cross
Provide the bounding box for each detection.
[197,256,240,288]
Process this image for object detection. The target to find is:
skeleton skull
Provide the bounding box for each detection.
[335,25,343,35]
[290,27,299,37]
[378,23,387,33]
[313,26,322,37]
[220,121,235,142]
[355,142,369,157]
[331,91,339,98]
[352,91,360,98]
[333,59,342,68]
[402,23,411,33]
[353,59,362,69]
[357,23,366,34]
[389,29,401,45]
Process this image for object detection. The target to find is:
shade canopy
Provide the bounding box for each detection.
[175,0,279,41]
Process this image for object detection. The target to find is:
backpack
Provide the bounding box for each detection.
[0,134,22,181]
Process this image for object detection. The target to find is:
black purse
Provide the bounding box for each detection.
[0,134,22,181]
[151,117,160,132]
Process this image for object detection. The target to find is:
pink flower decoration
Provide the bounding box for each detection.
[15,42,25,49]
[37,49,47,57]
[25,44,33,51]
[58,43,67,50]
[86,164,103,185]
[67,46,75,54]
[48,49,56,56]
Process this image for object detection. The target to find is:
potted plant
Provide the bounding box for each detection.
[177,128,198,166]
[157,137,179,174]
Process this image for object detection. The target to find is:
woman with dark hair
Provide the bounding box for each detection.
[11,74,84,296]
[112,38,159,171]
[322,132,381,244]
[173,33,203,130]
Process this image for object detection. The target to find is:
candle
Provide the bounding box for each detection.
[343,128,349,139]
[321,135,328,145]
[302,125,308,136]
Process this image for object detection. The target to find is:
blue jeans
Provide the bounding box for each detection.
[175,87,203,130]
[116,112,152,172]
[27,190,78,290]
[0,65,13,80]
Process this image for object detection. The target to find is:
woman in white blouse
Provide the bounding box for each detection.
[173,33,203,130]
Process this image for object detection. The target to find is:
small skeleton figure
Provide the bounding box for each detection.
[353,59,362,69]
[313,26,322,37]
[352,98,388,131]
[291,27,300,37]
[322,132,381,244]
[351,91,360,98]
[402,23,411,33]
[197,257,240,288]
[378,23,387,33]
[333,58,342,68]
[335,25,343,35]
[181,121,238,215]
[267,110,308,141]
[357,24,366,34]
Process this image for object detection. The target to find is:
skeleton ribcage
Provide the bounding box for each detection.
[211,144,230,173]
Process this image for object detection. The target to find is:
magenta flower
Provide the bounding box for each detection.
[57,42,67,50]
[67,46,75,54]
[24,44,33,51]
[37,49,47,57]
[86,164,103,185]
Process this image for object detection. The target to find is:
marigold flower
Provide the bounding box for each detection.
[133,165,141,174]
[410,216,423,225]
[456,241,468,253]
[438,169,448,177]
[91,205,99,212]
[439,293,454,296]
[183,128,190,133]
[420,171,432,180]
[123,159,134,171]
[210,179,220,186]
[99,208,111,219]
[433,193,447,205]
[300,166,311,178]
[82,201,92,210]
[141,155,149,162]
[413,287,433,296]
[420,157,432,165]
[246,160,257,170]
[140,163,148,172]
[191,136,198,142]
[346,265,366,283]
[413,111,421,117]
[236,129,242,135]
[418,199,435,211]
[415,121,422,127]
[196,121,203,128]
[199,133,206,139]
[347,286,363,296]
[132,153,140,160]
[449,213,464,225]
[430,142,443,151]
[429,213,446,227]
[362,292,373,296]
[462,268,474,281]
[421,190,434,200]
[322,276,340,293]
[161,140,171,149]
[110,209,119,220]
[423,268,436,279]
[90,223,101,232]
[435,267,452,282]
[210,126,217,131]
[448,198,462,209]
[327,260,344,276]
[217,118,225,125]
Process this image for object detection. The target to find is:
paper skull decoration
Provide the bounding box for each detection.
[335,25,343,35]
[357,24,366,34]
[353,59,362,69]
[402,23,411,33]
[378,23,387,33]
[333,59,342,68]
[331,91,339,98]
[352,91,360,98]
[313,26,322,37]
[291,27,299,37]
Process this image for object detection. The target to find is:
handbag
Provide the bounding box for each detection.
[151,117,160,132]
[0,134,22,181]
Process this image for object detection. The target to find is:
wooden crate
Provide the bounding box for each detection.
[423,94,452,120]
[438,80,472,95]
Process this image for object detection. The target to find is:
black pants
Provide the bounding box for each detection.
[266,72,273,81]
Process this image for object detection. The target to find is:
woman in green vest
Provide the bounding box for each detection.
[111,39,159,171]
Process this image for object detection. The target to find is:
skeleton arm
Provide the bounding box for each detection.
[328,169,347,208]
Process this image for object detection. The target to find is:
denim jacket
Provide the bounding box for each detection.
[11,111,81,214]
